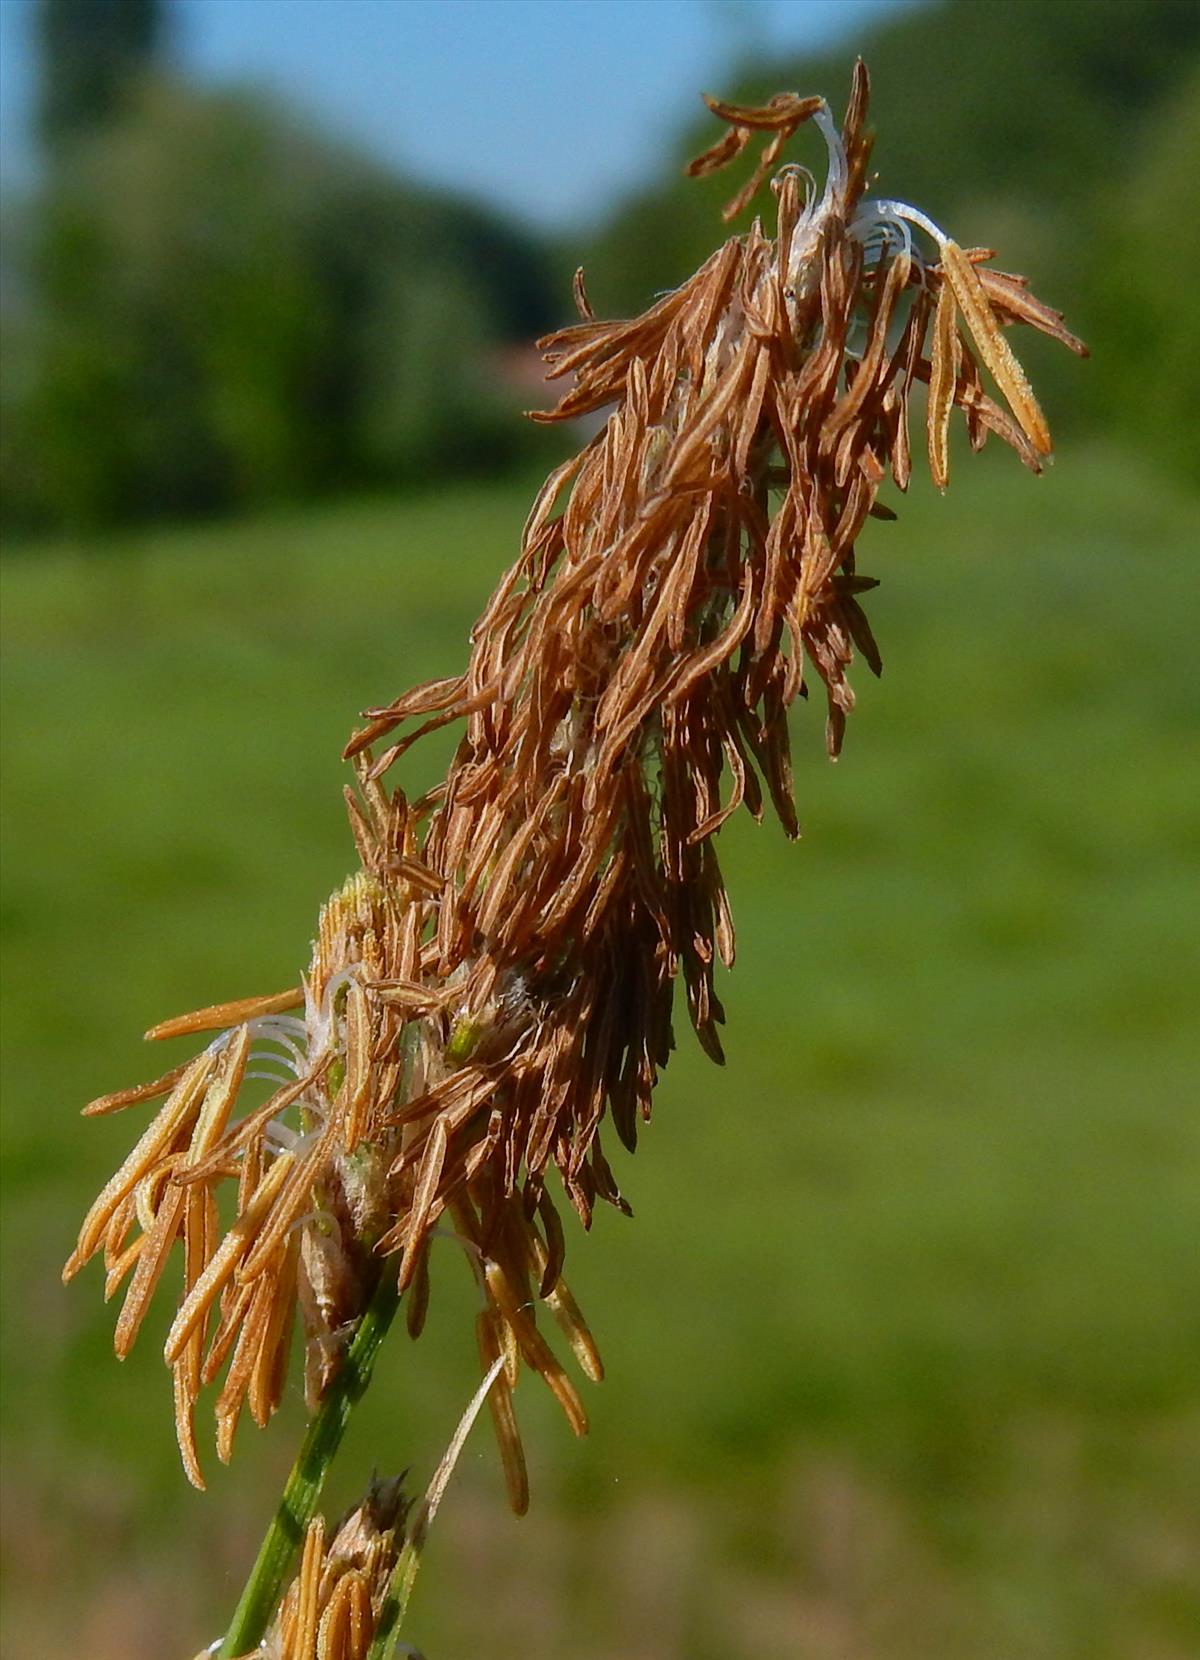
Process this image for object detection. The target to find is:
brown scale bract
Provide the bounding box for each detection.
[67,62,1084,1504]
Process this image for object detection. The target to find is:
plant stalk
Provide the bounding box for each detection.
[217,1269,402,1659]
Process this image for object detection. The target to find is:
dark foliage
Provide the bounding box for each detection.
[36,0,164,153]
[3,82,562,533]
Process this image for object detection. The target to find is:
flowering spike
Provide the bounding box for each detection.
[69,67,1083,1537]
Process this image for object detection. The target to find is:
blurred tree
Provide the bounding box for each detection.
[36,0,164,154]
[357,266,515,479]
[3,80,559,533]
[1088,61,1200,482]
[18,86,327,525]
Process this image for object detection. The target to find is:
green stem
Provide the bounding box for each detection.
[217,1270,401,1659]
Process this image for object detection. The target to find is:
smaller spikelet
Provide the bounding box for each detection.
[212,1476,407,1660]
[221,1359,506,1660]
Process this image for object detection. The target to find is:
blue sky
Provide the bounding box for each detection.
[0,0,911,227]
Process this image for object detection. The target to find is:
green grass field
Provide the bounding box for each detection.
[2,444,1198,1659]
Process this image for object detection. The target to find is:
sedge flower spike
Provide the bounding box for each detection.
[67,61,1084,1618]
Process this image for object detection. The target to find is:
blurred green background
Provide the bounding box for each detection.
[2,3,1198,1658]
